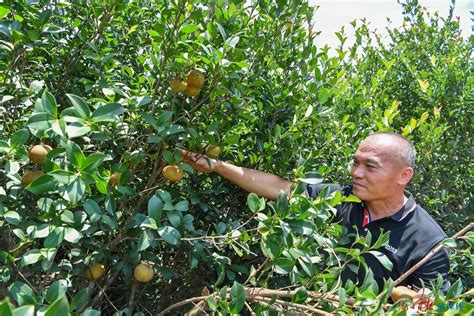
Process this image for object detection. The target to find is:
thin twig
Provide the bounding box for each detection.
[128,280,138,315]
[91,264,123,307]
[250,295,330,315]
[245,301,256,316]
[394,222,473,286]
[244,257,270,285]
[157,295,212,316]
[185,300,207,315]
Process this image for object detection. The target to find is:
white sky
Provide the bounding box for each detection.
[309,0,473,49]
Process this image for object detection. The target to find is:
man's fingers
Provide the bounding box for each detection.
[176,148,214,172]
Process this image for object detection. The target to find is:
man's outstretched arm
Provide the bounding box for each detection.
[180,150,293,200]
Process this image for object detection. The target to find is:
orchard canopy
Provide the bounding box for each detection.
[0,0,472,315]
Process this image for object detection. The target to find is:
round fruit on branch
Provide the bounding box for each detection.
[170,79,187,93]
[185,86,201,97]
[22,170,44,185]
[205,145,221,158]
[108,171,121,187]
[162,165,184,182]
[28,144,52,165]
[186,69,205,88]
[85,263,105,281]
[133,262,154,283]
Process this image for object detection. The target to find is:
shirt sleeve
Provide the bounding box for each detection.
[405,247,450,292]
[304,183,343,199]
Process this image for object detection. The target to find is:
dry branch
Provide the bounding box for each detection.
[394,222,473,286]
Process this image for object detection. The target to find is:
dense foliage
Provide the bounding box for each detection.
[0,0,472,314]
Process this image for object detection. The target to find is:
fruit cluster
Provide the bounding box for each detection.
[169,69,205,97]
[22,144,52,185]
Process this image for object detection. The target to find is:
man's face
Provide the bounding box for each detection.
[350,136,406,202]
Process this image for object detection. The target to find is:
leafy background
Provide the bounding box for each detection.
[0,0,472,314]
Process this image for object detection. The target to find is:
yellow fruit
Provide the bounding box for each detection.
[391,286,417,302]
[186,70,205,88]
[205,145,221,158]
[185,86,201,97]
[85,263,105,281]
[134,262,154,283]
[28,144,52,165]
[108,171,121,187]
[170,79,187,93]
[163,165,184,182]
[22,170,44,185]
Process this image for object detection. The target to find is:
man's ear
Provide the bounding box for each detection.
[399,167,414,186]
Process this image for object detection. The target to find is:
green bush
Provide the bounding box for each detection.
[0,0,472,314]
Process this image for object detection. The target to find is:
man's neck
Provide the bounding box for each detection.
[366,193,407,221]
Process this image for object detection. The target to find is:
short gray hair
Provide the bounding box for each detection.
[369,132,416,168]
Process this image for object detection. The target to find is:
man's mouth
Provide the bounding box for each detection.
[353,182,365,188]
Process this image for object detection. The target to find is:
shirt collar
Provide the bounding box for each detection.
[359,190,417,222]
[388,191,417,222]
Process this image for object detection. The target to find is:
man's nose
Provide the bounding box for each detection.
[351,165,364,178]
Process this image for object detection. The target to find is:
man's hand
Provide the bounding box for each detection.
[178,148,292,200]
[179,149,217,173]
[391,286,433,312]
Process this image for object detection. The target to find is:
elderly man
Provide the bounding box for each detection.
[182,132,449,302]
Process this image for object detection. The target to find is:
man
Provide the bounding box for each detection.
[182,132,449,305]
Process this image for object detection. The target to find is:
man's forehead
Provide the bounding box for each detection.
[356,138,398,160]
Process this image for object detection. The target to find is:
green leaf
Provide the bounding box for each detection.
[318,88,331,104]
[27,113,53,130]
[167,211,181,227]
[0,6,10,20]
[10,129,29,147]
[4,211,20,226]
[64,177,86,204]
[229,282,245,314]
[80,153,107,172]
[8,282,36,306]
[44,227,65,248]
[288,219,315,235]
[157,226,181,245]
[91,103,123,122]
[45,280,68,304]
[292,286,308,303]
[372,231,390,249]
[66,120,91,139]
[442,237,457,248]
[0,299,13,316]
[65,142,85,167]
[276,191,288,216]
[247,193,262,213]
[66,94,91,119]
[44,295,69,316]
[175,200,189,212]
[137,231,153,251]
[161,124,185,137]
[64,228,82,243]
[27,174,56,194]
[41,91,58,117]
[49,170,75,184]
[12,305,34,316]
[52,118,67,137]
[148,196,163,221]
[180,24,199,33]
[445,279,463,299]
[368,251,393,271]
[21,249,43,266]
[272,258,294,274]
[71,288,89,311]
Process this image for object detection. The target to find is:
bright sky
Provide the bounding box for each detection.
[309,0,473,49]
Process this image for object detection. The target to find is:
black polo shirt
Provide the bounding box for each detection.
[304,183,449,291]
